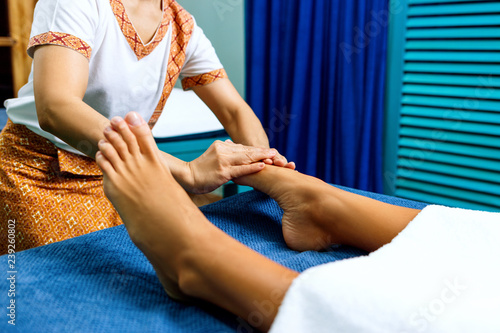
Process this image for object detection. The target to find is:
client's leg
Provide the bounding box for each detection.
[96,112,297,332]
[237,167,421,252]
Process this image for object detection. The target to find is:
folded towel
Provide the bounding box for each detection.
[270,205,500,333]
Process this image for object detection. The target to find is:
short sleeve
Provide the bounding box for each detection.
[180,18,227,90]
[27,0,99,60]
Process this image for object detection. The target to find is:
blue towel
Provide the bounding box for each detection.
[0,189,426,332]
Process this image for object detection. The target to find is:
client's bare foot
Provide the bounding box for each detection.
[95,112,211,302]
[237,166,421,253]
[236,167,339,251]
[96,113,300,331]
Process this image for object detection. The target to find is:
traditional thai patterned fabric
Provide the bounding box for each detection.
[27,32,92,59]
[0,120,121,255]
[149,1,195,128]
[110,0,171,60]
[181,69,228,91]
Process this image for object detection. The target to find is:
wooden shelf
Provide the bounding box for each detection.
[0,37,16,47]
[5,0,38,97]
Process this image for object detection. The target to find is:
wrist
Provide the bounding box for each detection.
[238,137,270,149]
[175,160,195,193]
[158,152,195,192]
[183,161,197,192]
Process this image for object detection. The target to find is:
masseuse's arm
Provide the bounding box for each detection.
[33,45,109,159]
[33,45,274,193]
[192,79,295,169]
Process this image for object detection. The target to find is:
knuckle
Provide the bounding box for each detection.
[213,140,225,152]
[98,144,108,153]
[116,140,127,149]
[106,131,119,140]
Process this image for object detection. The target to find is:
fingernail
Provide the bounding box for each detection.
[128,112,142,126]
[104,126,112,133]
[98,139,106,146]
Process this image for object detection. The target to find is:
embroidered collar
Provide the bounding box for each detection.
[110,0,173,60]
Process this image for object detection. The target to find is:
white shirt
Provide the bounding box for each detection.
[5,0,226,155]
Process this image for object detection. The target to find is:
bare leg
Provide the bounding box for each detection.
[237,167,421,252]
[96,112,297,331]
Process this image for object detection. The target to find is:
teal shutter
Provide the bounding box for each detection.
[388,0,500,212]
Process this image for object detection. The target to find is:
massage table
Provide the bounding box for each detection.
[0,108,7,130]
[0,187,427,332]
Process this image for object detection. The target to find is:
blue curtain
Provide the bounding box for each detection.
[246,0,388,192]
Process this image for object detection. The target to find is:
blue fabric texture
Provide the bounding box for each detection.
[1,189,427,332]
[246,0,389,192]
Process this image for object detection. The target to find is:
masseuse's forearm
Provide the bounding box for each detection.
[192,80,270,148]
[222,105,271,148]
[33,45,110,159]
[38,98,192,187]
[41,102,193,187]
[36,97,110,159]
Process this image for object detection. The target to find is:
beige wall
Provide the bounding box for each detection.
[177,0,246,98]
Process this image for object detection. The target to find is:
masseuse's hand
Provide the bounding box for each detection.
[224,139,295,170]
[262,149,296,170]
[185,140,278,194]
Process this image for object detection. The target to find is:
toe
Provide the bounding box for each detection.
[124,112,159,156]
[104,125,131,160]
[110,116,140,155]
[96,151,116,177]
[98,139,123,171]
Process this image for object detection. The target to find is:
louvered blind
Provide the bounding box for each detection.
[394,0,500,212]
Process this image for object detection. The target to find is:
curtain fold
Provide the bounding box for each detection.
[246,0,388,192]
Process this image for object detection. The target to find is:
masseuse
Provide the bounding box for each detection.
[0,0,292,254]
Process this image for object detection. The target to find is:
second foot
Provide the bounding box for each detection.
[236,166,339,251]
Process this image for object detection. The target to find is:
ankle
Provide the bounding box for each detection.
[175,225,217,298]
[176,253,202,299]
[300,179,342,245]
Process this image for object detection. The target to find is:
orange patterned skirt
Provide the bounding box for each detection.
[0,120,122,254]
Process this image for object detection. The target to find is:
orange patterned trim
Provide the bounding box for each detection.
[181,69,228,90]
[27,32,92,60]
[110,0,172,60]
[148,1,195,128]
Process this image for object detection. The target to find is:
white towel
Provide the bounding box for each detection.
[270,205,500,333]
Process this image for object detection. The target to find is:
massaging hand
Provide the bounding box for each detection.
[263,149,296,170]
[224,139,295,171]
[185,140,283,194]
